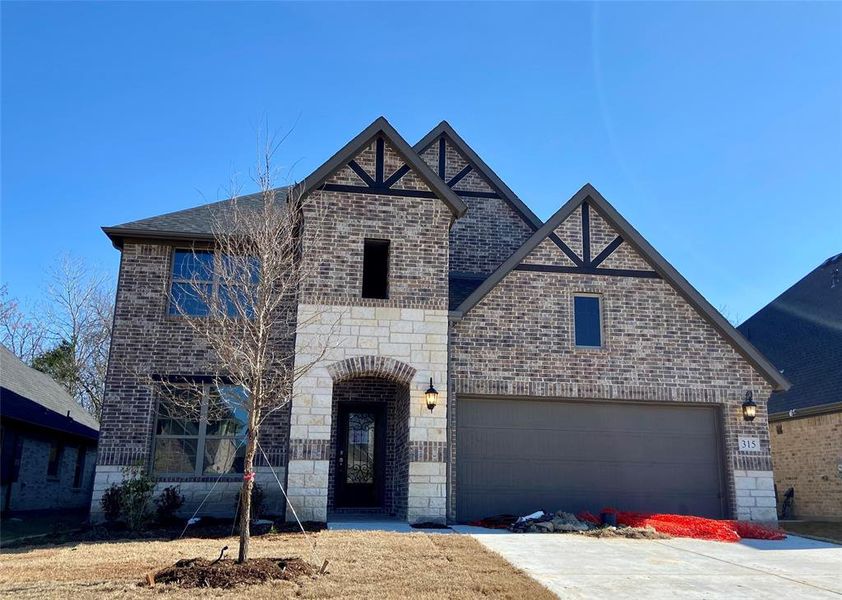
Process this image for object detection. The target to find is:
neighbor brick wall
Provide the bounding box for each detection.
[770,411,842,518]
[5,436,97,512]
[420,137,535,276]
[449,203,776,521]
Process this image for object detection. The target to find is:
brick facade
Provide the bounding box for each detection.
[770,410,842,518]
[3,437,96,512]
[449,203,776,521]
[94,119,783,526]
[91,241,292,518]
[419,138,535,276]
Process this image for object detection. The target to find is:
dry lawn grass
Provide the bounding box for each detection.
[0,530,555,599]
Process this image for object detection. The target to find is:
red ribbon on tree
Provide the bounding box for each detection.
[243,471,255,482]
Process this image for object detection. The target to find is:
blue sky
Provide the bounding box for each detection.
[2,1,840,323]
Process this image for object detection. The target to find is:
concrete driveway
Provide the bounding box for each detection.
[453,526,842,599]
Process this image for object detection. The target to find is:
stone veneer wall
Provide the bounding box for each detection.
[419,137,535,276]
[286,138,451,523]
[449,204,777,522]
[90,241,291,520]
[770,410,842,518]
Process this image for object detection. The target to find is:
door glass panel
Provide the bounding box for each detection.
[346,412,375,484]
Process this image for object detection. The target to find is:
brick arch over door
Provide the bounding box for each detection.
[326,355,417,386]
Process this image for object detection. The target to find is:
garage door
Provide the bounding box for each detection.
[456,397,725,522]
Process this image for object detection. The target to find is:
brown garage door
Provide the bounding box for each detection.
[456,397,725,522]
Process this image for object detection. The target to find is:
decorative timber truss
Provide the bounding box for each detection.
[319,137,439,200]
[515,201,661,279]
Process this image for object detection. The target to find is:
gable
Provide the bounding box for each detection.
[454,183,789,391]
[518,201,656,276]
[300,117,467,218]
[415,125,539,276]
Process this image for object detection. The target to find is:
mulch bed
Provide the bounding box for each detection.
[151,557,314,589]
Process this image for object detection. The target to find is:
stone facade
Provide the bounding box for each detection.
[449,202,776,522]
[770,410,842,518]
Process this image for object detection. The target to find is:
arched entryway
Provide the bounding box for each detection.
[326,356,414,518]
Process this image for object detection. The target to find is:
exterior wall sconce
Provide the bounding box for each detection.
[425,378,439,413]
[742,391,757,422]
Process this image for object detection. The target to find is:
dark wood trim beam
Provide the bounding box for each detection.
[514,263,660,279]
[590,236,624,268]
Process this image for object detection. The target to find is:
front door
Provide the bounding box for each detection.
[335,403,386,508]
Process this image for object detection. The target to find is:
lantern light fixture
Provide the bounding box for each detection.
[425,378,439,413]
[742,391,757,422]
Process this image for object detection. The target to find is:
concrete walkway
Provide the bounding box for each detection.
[453,526,842,599]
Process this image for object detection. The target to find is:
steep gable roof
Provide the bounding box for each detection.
[414,121,543,231]
[738,254,842,415]
[452,183,790,392]
[298,116,467,218]
[0,345,99,440]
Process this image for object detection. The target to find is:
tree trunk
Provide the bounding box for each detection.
[237,414,259,563]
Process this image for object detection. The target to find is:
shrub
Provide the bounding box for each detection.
[155,485,185,525]
[100,484,122,522]
[119,465,155,531]
[235,482,265,520]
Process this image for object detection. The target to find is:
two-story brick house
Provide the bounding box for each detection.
[92,117,788,525]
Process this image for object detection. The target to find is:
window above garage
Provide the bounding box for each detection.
[574,294,602,348]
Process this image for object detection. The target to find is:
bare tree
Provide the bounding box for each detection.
[42,255,114,418]
[161,137,335,563]
[0,285,47,363]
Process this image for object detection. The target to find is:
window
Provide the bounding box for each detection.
[153,383,248,476]
[169,250,214,316]
[169,250,258,317]
[72,446,86,488]
[574,295,602,348]
[46,442,63,479]
[362,239,390,299]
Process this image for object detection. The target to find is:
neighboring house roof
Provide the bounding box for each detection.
[738,254,842,416]
[451,183,791,393]
[413,121,543,232]
[298,116,467,218]
[0,345,99,440]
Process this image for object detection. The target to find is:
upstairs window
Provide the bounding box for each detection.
[169,250,258,317]
[169,250,214,316]
[153,383,248,476]
[362,239,390,299]
[574,295,602,348]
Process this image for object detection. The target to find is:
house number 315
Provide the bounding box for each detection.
[738,436,760,452]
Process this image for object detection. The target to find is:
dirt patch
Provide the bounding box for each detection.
[580,526,670,540]
[152,557,314,589]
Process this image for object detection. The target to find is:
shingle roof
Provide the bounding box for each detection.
[0,345,99,439]
[738,254,842,416]
[103,190,282,247]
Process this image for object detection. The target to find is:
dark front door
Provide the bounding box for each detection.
[335,403,386,508]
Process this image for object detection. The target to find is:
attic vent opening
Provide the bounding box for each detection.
[362,239,390,299]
